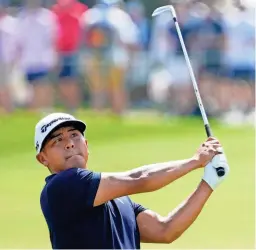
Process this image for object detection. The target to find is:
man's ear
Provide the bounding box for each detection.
[85,139,89,154]
[36,152,48,167]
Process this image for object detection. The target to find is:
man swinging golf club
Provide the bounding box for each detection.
[36,112,229,249]
[37,4,230,248]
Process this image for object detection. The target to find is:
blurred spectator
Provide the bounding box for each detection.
[221,0,255,120]
[0,3,16,113]
[126,0,150,51]
[126,0,150,88]
[51,0,88,113]
[194,2,227,115]
[16,0,58,113]
[80,0,139,115]
[150,1,200,115]
[0,0,253,125]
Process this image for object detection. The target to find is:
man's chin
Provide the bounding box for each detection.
[65,155,86,169]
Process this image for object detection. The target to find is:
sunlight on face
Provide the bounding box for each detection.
[38,126,89,173]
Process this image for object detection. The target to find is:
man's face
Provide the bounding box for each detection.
[37,126,89,173]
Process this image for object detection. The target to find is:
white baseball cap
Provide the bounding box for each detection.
[34,113,86,154]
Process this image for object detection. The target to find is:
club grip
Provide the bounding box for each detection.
[216,167,225,177]
[204,124,225,177]
[204,124,213,137]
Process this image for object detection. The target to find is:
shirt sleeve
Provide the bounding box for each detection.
[132,201,147,217]
[48,168,101,212]
[112,9,139,45]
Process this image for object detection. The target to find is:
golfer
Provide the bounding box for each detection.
[35,112,229,249]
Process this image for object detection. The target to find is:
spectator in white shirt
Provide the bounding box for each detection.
[80,0,139,115]
[222,0,255,114]
[0,5,17,113]
[149,2,200,115]
[16,0,58,113]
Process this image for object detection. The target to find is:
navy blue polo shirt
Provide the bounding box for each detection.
[40,168,146,249]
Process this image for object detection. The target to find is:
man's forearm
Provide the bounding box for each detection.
[162,180,213,243]
[127,158,199,192]
[95,158,200,206]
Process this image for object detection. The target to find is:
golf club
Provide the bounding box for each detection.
[152,5,226,177]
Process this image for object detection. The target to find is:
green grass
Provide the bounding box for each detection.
[0,110,254,249]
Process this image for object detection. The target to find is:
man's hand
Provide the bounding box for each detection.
[192,137,222,168]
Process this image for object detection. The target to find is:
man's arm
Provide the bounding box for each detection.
[93,137,220,206]
[136,180,213,243]
[94,158,198,206]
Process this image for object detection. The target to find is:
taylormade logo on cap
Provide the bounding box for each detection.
[34,113,86,154]
[41,117,71,133]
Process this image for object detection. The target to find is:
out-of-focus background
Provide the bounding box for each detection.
[0,0,255,249]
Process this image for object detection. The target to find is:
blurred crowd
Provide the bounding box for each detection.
[0,0,255,124]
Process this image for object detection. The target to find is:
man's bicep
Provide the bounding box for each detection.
[137,210,168,243]
[94,172,144,206]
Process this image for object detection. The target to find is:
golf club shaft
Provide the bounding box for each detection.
[172,18,212,137]
[171,16,225,177]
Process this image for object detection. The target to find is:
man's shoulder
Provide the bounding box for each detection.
[42,168,96,192]
[40,169,78,203]
[45,168,79,184]
[41,169,75,192]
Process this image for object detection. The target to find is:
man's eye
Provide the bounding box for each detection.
[56,138,62,143]
[71,133,78,138]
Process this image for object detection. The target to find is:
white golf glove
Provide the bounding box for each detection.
[202,148,230,190]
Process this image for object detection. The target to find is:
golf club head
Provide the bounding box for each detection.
[152,5,177,18]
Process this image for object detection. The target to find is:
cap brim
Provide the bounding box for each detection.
[40,120,86,152]
[54,120,86,135]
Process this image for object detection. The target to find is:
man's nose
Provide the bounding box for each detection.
[65,140,75,150]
